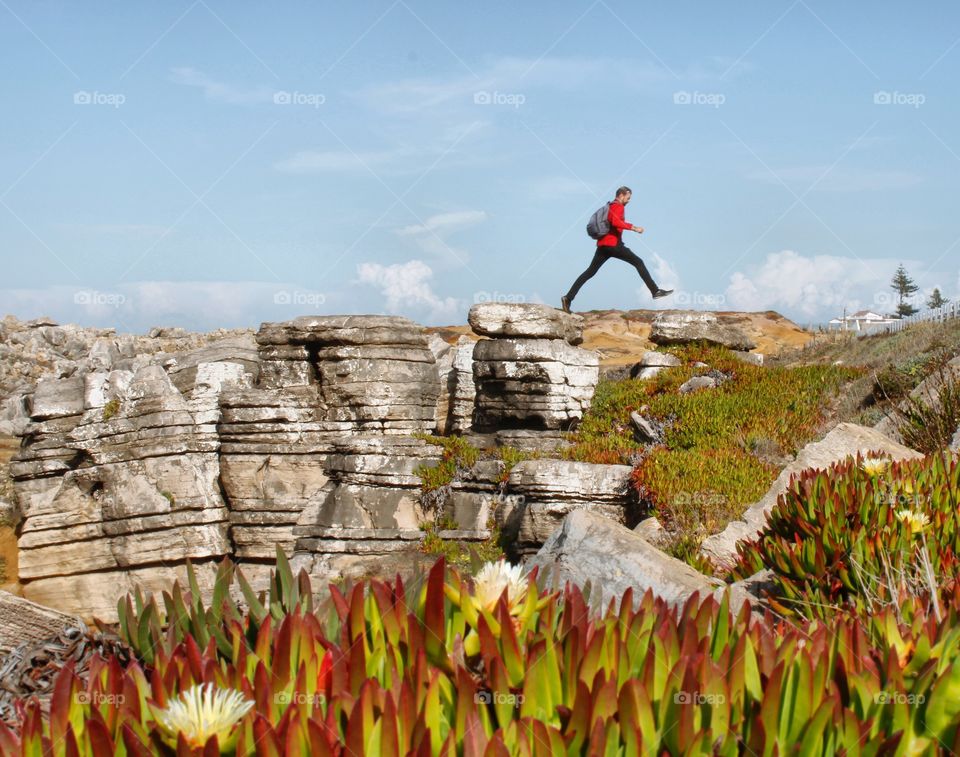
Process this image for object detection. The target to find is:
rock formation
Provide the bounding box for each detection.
[529,510,722,611]
[4,305,615,620]
[469,303,599,438]
[650,311,757,351]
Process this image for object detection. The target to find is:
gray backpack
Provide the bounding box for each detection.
[586,202,612,239]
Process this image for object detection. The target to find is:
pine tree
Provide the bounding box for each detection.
[890,264,919,317]
[927,287,950,309]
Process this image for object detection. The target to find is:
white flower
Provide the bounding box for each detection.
[472,560,528,612]
[896,509,930,533]
[153,683,253,748]
[861,458,891,476]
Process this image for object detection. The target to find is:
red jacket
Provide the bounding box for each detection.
[597,200,632,247]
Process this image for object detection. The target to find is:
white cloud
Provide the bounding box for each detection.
[650,252,680,289]
[169,67,274,105]
[724,250,913,319]
[396,210,487,237]
[355,260,461,320]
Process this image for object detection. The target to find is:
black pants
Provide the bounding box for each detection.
[565,244,658,302]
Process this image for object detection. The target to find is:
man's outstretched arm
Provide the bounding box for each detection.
[609,203,643,234]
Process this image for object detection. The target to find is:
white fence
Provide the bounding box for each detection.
[862,301,960,336]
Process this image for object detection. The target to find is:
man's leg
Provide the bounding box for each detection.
[607,245,658,295]
[565,248,611,303]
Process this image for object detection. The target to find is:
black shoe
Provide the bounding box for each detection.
[652,288,674,300]
[560,295,572,313]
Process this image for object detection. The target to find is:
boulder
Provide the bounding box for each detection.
[720,569,775,616]
[0,591,85,655]
[679,376,717,394]
[650,311,756,351]
[874,356,960,443]
[640,350,681,368]
[468,303,584,345]
[472,339,599,432]
[633,515,665,545]
[732,350,764,366]
[952,425,960,453]
[529,510,722,610]
[500,460,636,555]
[629,411,661,444]
[700,422,924,569]
[31,377,85,420]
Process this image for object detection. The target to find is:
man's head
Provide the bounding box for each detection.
[615,186,632,204]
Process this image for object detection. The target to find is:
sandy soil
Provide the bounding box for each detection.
[0,436,18,594]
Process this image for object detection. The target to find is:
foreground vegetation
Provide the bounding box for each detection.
[567,344,860,563]
[5,542,960,755]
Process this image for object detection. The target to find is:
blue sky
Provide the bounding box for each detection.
[1,0,959,332]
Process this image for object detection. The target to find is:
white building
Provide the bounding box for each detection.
[828,310,900,333]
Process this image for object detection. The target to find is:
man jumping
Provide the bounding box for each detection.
[561,186,673,313]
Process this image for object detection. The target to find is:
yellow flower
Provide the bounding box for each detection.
[153,683,253,749]
[896,509,930,533]
[861,458,890,476]
[472,560,528,613]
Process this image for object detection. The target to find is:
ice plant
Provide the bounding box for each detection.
[861,457,891,476]
[472,559,528,613]
[897,508,930,533]
[152,682,253,749]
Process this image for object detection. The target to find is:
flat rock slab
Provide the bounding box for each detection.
[469,303,584,345]
[257,315,428,347]
[0,590,85,655]
[640,350,681,368]
[679,376,716,393]
[700,422,924,570]
[650,311,756,351]
[529,510,721,610]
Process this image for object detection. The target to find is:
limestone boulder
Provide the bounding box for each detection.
[0,591,85,656]
[472,339,599,432]
[700,422,924,569]
[679,376,717,394]
[501,459,636,555]
[468,302,584,345]
[529,510,721,610]
[650,311,756,351]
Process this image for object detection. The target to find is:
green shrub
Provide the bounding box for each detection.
[635,447,776,562]
[101,397,121,421]
[890,363,960,453]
